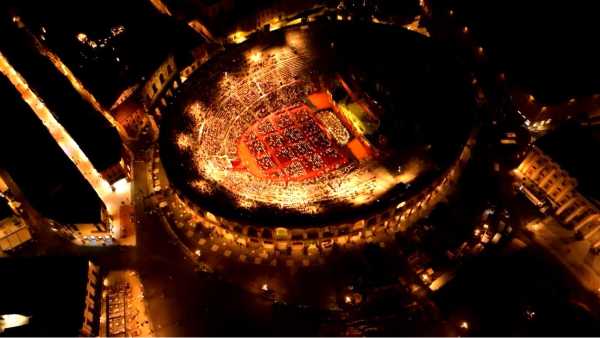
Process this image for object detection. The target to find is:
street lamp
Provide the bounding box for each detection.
[77,33,88,43]
[0,314,30,333]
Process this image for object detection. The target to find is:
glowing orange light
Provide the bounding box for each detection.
[77,32,88,42]
[250,52,262,63]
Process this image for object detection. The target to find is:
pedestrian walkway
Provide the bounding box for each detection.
[526,217,600,298]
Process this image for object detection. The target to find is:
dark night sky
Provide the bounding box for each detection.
[452,0,600,103]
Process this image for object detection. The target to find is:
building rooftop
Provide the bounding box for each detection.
[0,257,89,336]
[3,0,204,107]
[0,76,102,223]
[0,17,122,172]
[536,121,600,201]
[0,197,12,220]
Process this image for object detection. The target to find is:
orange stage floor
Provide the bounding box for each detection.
[236,104,350,182]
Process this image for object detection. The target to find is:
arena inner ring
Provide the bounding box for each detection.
[159,20,478,253]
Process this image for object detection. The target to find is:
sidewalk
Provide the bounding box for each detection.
[526,217,600,297]
[114,201,136,247]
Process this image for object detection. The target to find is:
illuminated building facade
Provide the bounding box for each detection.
[80,261,100,337]
[163,131,476,258]
[0,216,31,253]
[515,146,600,249]
[142,54,180,119]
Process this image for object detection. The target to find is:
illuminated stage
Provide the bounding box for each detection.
[235,103,352,182]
